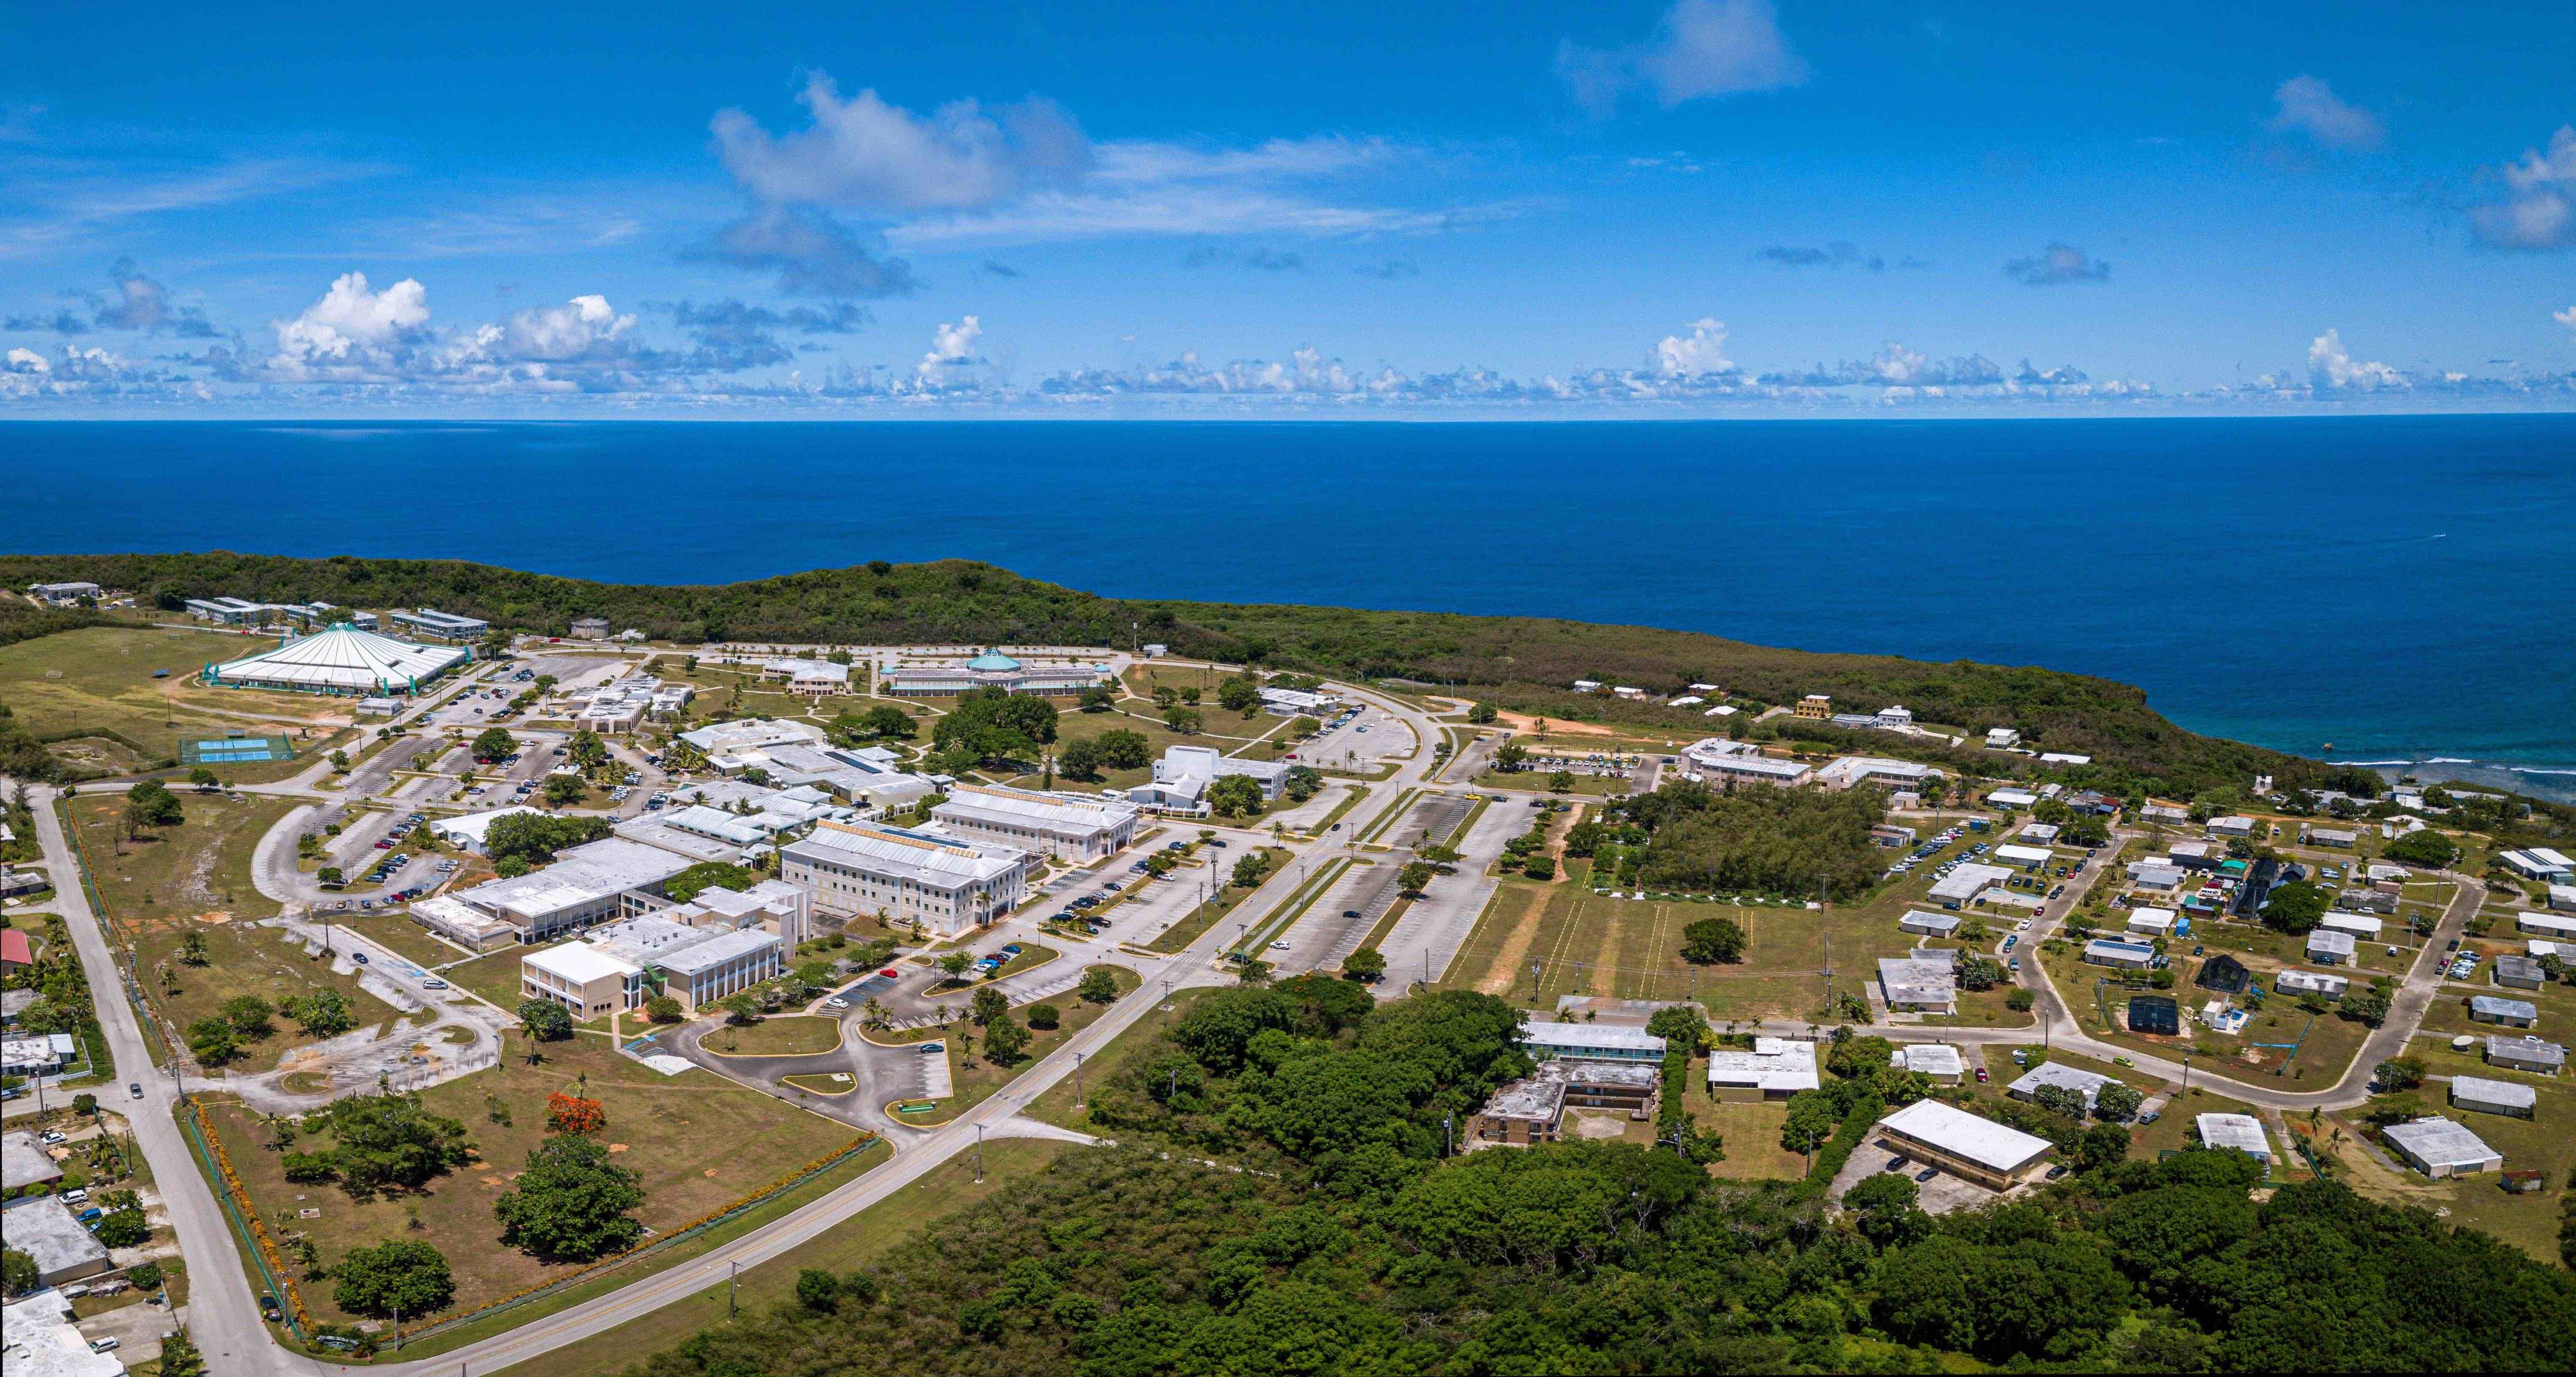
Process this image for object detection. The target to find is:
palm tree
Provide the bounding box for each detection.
[860,998,891,1033]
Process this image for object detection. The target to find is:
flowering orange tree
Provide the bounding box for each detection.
[544,1091,606,1134]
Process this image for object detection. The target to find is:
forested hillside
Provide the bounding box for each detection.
[627,981,2576,1377]
[3,551,2295,792]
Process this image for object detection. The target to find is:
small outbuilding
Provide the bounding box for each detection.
[2381,1116,2503,1179]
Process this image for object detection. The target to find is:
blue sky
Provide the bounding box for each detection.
[3,0,2571,414]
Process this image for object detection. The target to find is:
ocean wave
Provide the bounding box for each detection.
[2515,768,2576,776]
[2423,757,2474,764]
[2328,759,2414,767]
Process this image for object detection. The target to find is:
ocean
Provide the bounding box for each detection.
[8,415,2573,796]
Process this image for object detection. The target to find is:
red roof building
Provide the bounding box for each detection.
[0,927,32,968]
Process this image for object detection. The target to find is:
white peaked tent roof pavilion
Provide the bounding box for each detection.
[206,623,470,693]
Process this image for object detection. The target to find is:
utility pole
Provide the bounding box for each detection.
[728,1261,738,1318]
[974,1123,984,1182]
[1073,1051,1085,1108]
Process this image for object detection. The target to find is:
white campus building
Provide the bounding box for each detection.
[930,783,1139,860]
[202,623,469,696]
[781,819,1032,939]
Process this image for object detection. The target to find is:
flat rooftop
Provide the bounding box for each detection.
[1876,1098,2054,1174]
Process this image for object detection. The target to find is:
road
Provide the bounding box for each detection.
[11,662,1464,1377]
[67,660,2465,1372]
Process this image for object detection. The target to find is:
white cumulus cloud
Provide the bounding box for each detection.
[2307,329,2404,391]
[910,314,992,391]
[712,73,1093,215]
[1655,318,1732,376]
[2556,305,2576,333]
[272,271,431,371]
[1558,0,1808,116]
[2471,125,2576,251]
[2266,76,2382,151]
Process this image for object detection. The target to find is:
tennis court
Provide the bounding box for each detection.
[180,734,296,765]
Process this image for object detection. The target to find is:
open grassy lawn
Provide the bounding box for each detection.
[145,922,393,1074]
[328,912,472,970]
[907,966,1144,1123]
[2037,942,2374,1089]
[2345,1042,2576,1264]
[1143,847,1295,953]
[1675,1080,1809,1180]
[0,624,347,745]
[554,1137,1079,1377]
[199,1033,864,1329]
[1437,879,1925,1023]
[1473,769,1628,797]
[68,790,296,932]
[1047,703,1285,792]
[712,1015,843,1056]
[444,941,550,1013]
[1026,984,1213,1130]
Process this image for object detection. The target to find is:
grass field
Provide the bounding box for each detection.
[0,624,349,746]
[1026,985,1215,1129]
[328,912,471,970]
[1437,881,1924,1023]
[2037,942,2374,1089]
[552,1137,1078,1377]
[1047,703,1285,792]
[905,966,1143,1123]
[712,1016,842,1056]
[200,1032,862,1329]
[2340,1041,2576,1264]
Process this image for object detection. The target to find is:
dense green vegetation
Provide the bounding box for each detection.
[1612,779,1887,900]
[7,551,2324,793]
[627,987,2576,1377]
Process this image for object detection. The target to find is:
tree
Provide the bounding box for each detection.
[1645,1004,1709,1051]
[1523,856,1555,881]
[472,727,517,760]
[1058,737,1105,780]
[1493,742,1529,773]
[644,994,683,1024]
[2006,987,2036,1011]
[541,774,588,807]
[970,985,1009,1026]
[179,929,209,964]
[566,728,610,769]
[1,1248,36,1297]
[1096,729,1150,769]
[1548,771,1575,793]
[2374,1056,2425,1091]
[1077,968,1121,1004]
[1679,917,1747,965]
[126,1260,162,1291]
[94,1205,150,1248]
[321,1093,472,1192]
[1343,947,1386,984]
[983,1015,1030,1064]
[493,1134,646,1262]
[1163,705,1203,735]
[1208,774,1264,817]
[938,951,975,983]
[2032,1084,2089,1121]
[2261,880,2329,935]
[2382,829,2458,867]
[186,765,221,790]
[333,1239,455,1318]
[1217,677,1259,713]
[1283,765,1324,802]
[1231,851,1272,888]
[316,865,344,887]
[219,994,275,1036]
[2094,1082,2145,1123]
[1026,1002,1061,1029]
[796,1267,841,1312]
[1466,702,1499,724]
[720,992,762,1024]
[2338,986,2391,1026]
[1078,685,1116,712]
[1957,957,2005,992]
[1398,861,1435,895]
[127,779,185,825]
[147,1331,216,1377]
[518,999,575,1042]
[856,704,915,738]
[186,1016,240,1066]
[546,1091,606,1134]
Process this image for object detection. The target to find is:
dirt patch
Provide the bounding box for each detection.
[1494,711,1619,738]
[608,1143,628,1152]
[1567,1111,1631,1141]
[1472,887,1548,996]
[196,911,233,924]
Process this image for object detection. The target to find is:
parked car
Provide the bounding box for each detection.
[1883,1154,1911,1172]
[130,1082,144,1099]
[423,979,448,989]
[1269,940,1291,951]
[1343,909,1362,919]
[352,952,370,964]
[1974,1066,1989,1083]
[42,1132,70,1146]
[1914,1166,1940,1183]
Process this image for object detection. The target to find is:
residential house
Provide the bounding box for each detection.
[2381,1117,2503,1178]
[2449,1076,2537,1119]
[2469,995,2538,1028]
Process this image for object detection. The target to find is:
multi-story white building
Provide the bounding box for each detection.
[930,783,1138,860]
[878,649,1113,698]
[1679,737,1813,788]
[781,819,1033,938]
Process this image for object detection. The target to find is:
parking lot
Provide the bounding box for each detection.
[1830,1133,2024,1215]
[1284,702,1412,774]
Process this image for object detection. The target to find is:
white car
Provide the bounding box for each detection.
[2015,919,2032,931]
[1269,940,1292,951]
